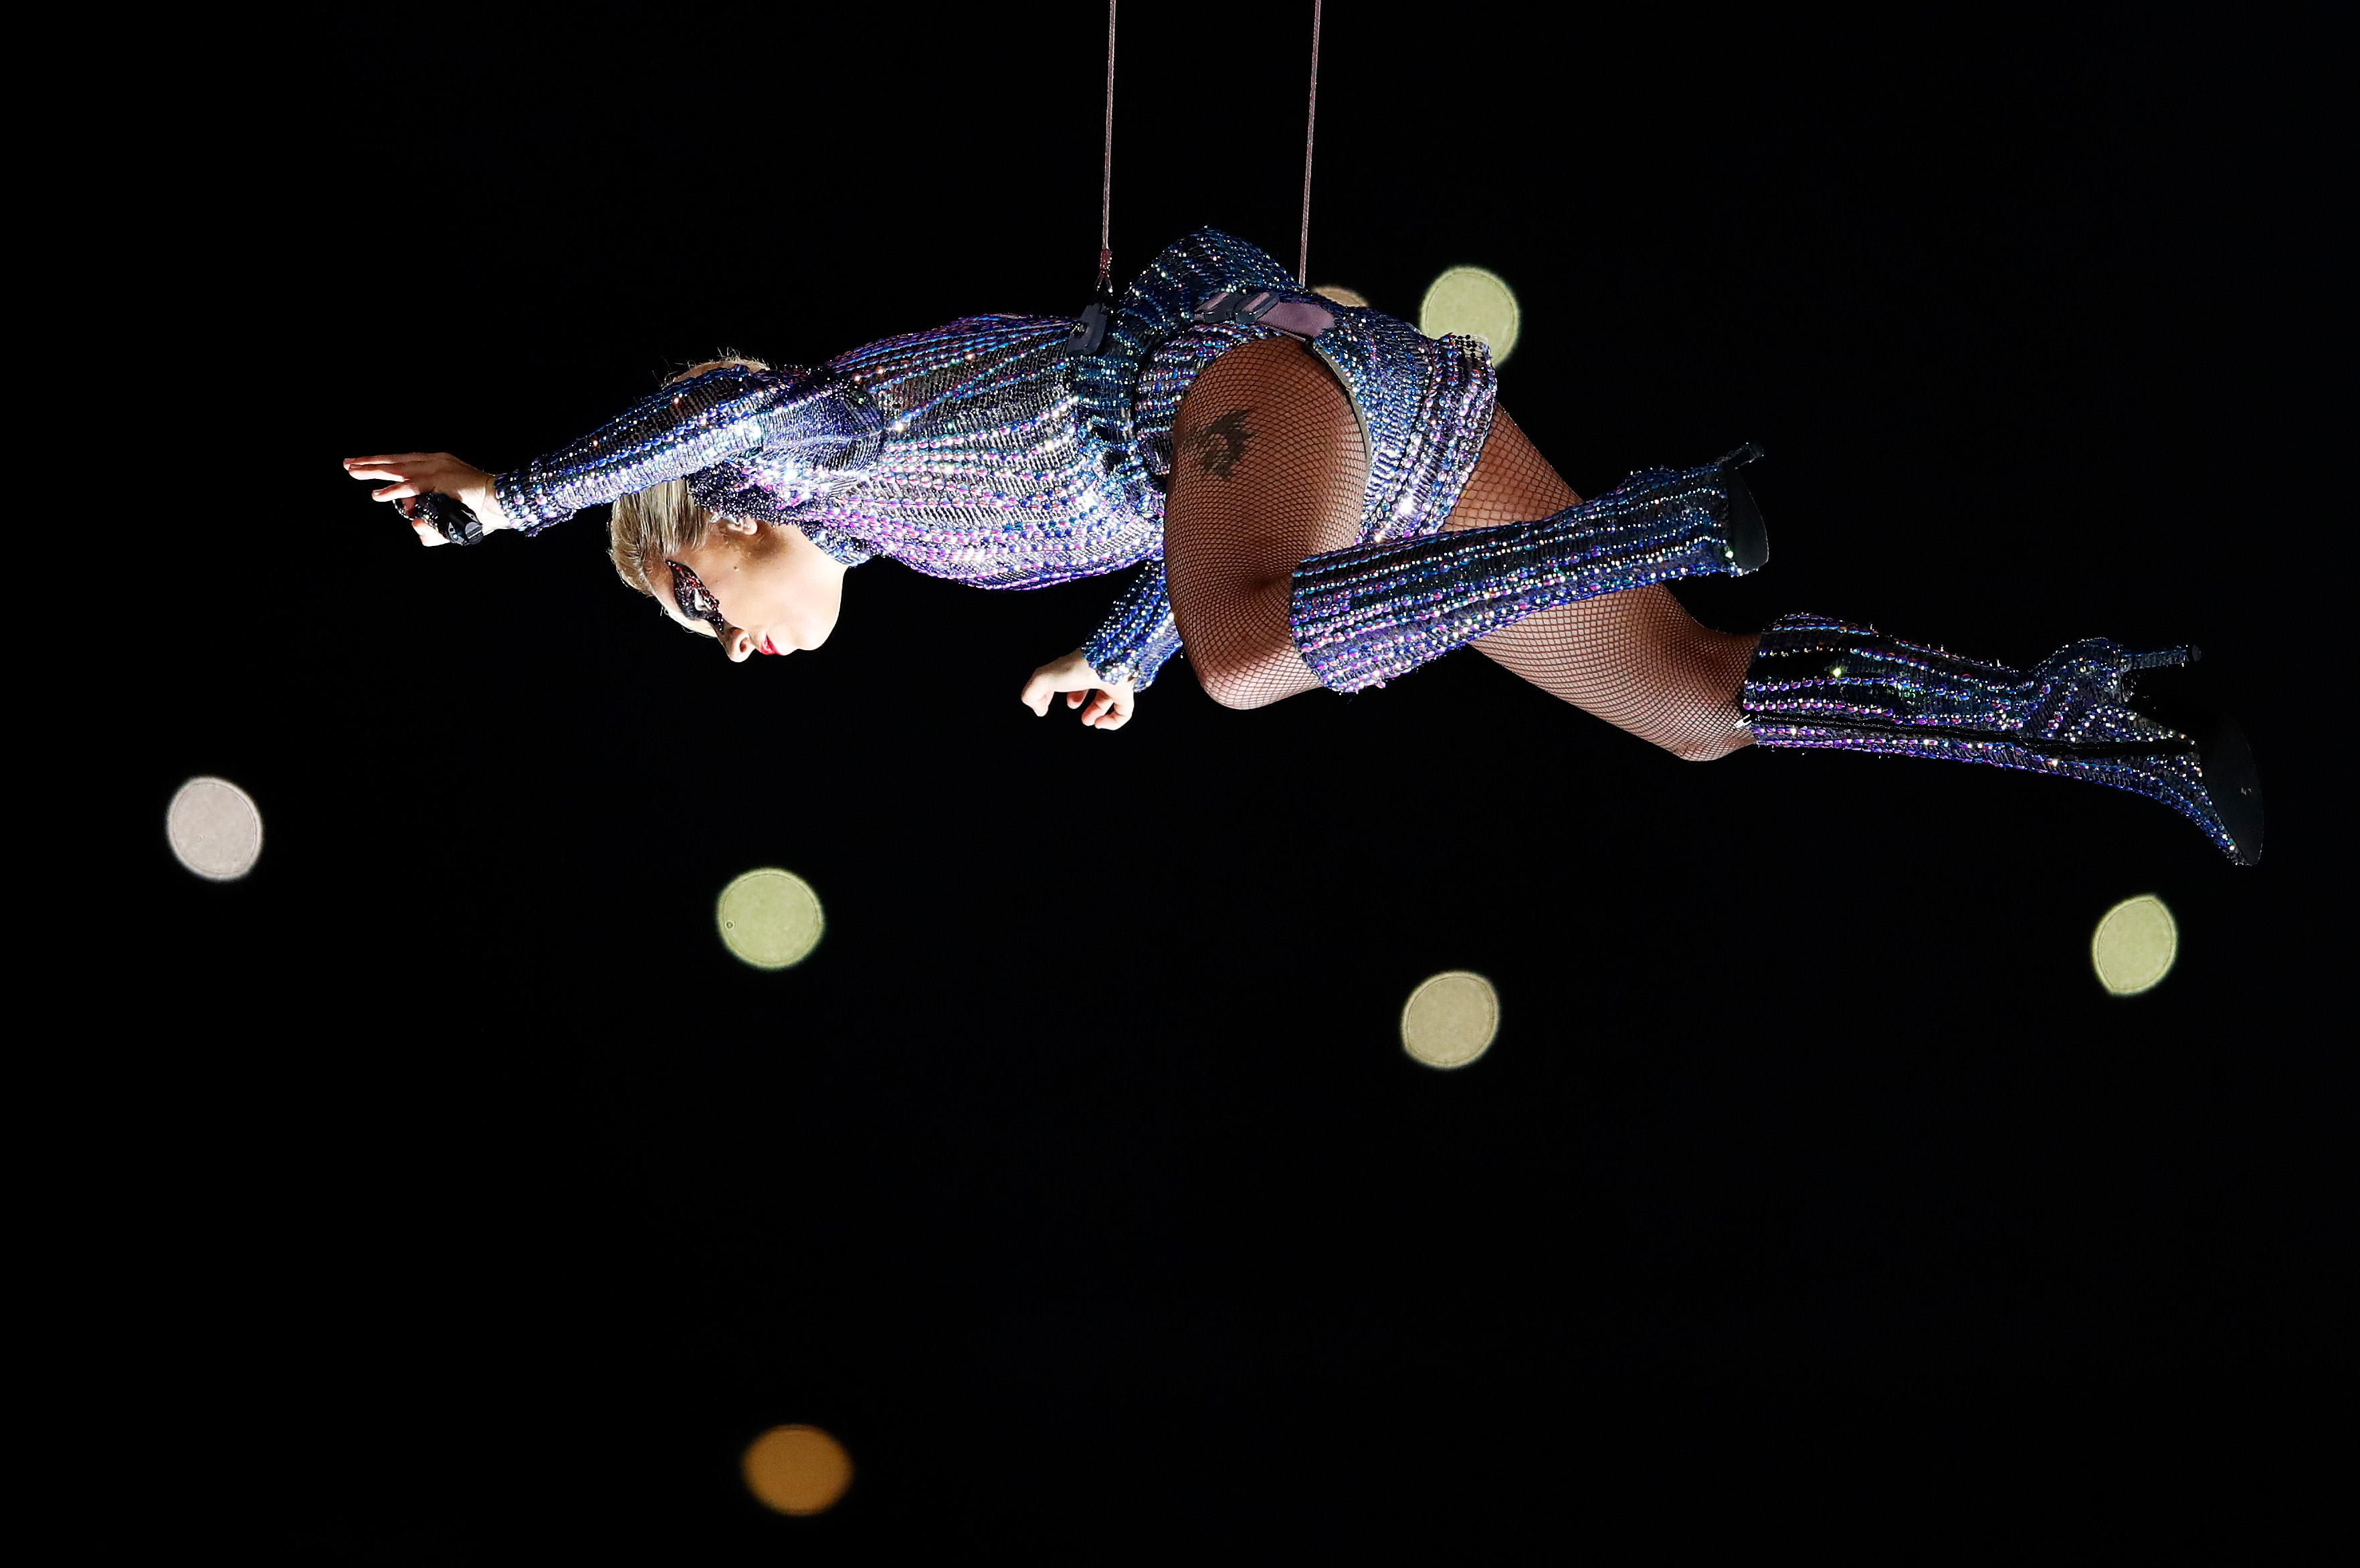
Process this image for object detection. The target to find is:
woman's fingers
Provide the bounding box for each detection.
[391,498,441,545]
[347,454,463,547]
[1017,661,1135,725]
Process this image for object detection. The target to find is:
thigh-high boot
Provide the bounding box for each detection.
[1287,446,1769,691]
[1739,612,2264,863]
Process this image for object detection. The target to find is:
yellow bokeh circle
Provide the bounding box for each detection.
[716,869,825,969]
[1419,267,1521,365]
[1401,971,1500,1069]
[742,1424,853,1516]
[2091,894,2177,995]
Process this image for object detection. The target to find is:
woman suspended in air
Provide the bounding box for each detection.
[343,227,2262,864]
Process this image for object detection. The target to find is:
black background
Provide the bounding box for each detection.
[80,1,2345,1555]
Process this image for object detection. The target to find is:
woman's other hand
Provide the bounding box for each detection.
[1021,650,1137,730]
[342,452,509,546]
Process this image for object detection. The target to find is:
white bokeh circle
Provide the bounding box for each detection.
[167,777,263,881]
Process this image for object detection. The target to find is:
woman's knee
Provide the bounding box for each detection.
[1664,733,1745,763]
[1656,710,1756,763]
[1168,572,1318,710]
[1199,666,1272,710]
[1195,641,1318,710]
[1648,626,1758,761]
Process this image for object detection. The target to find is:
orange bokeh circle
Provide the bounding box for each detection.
[742,1425,854,1516]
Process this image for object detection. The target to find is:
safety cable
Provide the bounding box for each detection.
[1098,1,1117,293]
[1298,0,1322,285]
[1095,2,1322,294]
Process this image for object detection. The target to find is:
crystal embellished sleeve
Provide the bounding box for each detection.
[1081,559,1183,691]
[686,465,882,567]
[492,365,876,536]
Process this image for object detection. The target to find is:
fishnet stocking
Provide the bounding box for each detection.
[1163,337,1365,710]
[1440,408,1758,761]
[1163,338,1756,759]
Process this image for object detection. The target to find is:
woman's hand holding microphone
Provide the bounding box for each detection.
[341,452,510,546]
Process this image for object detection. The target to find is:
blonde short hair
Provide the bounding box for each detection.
[607,355,771,616]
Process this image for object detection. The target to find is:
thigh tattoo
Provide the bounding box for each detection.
[1179,407,1256,479]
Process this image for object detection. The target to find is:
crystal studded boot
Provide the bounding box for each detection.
[1740,613,2264,864]
[1290,444,1769,691]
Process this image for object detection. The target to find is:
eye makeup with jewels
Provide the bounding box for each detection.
[668,559,783,654]
[667,559,728,634]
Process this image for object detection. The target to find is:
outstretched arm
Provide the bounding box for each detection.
[494,363,876,535]
[347,365,883,545]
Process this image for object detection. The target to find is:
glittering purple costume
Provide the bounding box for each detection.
[493,229,1500,689]
[490,228,2256,862]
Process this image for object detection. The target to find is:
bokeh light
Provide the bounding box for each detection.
[742,1424,853,1516]
[1401,971,1499,1068]
[716,869,825,969]
[1419,266,1521,365]
[166,776,263,881]
[1312,284,1369,307]
[2092,894,2177,995]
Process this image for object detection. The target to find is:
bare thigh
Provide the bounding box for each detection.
[1163,336,1368,710]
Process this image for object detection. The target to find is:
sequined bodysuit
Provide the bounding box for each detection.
[494,229,1498,688]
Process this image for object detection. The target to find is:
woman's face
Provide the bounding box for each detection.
[660,520,848,661]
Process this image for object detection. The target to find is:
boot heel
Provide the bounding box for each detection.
[1716,442,1769,574]
[2131,654,2264,865]
[2195,716,2265,866]
[2114,648,2263,864]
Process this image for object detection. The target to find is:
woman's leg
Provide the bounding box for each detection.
[1165,342,1758,751]
[1440,409,1758,761]
[1163,336,1369,710]
[1167,360,2255,858]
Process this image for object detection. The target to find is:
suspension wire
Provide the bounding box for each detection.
[1097,0,1117,292]
[1298,0,1322,284]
